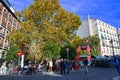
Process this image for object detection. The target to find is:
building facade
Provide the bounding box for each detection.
[0,0,20,59]
[76,18,120,56]
[118,28,120,47]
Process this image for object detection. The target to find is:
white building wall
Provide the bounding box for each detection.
[77,18,120,56]
[76,19,90,38]
[88,19,98,35]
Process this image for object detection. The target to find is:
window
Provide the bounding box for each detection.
[4,9,6,12]
[0,27,2,33]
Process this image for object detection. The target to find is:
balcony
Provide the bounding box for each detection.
[3,12,8,18]
[100,28,102,31]
[13,22,16,27]
[8,18,13,23]
[0,32,4,37]
[4,44,8,50]
[2,20,7,27]
[0,8,2,14]
[102,43,105,46]
[7,26,11,31]
[0,43,2,48]
[7,24,11,31]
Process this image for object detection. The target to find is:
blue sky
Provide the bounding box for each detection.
[9,0,120,28]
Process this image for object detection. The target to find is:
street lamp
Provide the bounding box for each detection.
[17,51,22,75]
[17,51,22,67]
[66,48,70,60]
[110,40,115,56]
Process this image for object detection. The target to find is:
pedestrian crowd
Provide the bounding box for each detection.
[0,56,91,76]
[15,54,120,76]
[16,56,91,75]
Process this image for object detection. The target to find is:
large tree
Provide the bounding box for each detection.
[89,35,100,56]
[80,35,100,56]
[7,0,81,60]
[6,45,20,62]
[43,41,60,59]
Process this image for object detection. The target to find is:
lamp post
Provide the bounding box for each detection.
[117,28,120,48]
[17,52,22,67]
[66,48,70,60]
[110,40,115,56]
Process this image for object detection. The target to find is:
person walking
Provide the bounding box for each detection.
[83,59,88,74]
[49,59,53,73]
[60,58,64,74]
[114,55,120,76]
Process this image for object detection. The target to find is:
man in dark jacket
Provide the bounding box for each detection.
[114,55,120,75]
[60,58,64,74]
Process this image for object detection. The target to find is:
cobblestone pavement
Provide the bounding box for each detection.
[0,66,119,80]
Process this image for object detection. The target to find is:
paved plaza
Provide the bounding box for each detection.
[0,67,119,80]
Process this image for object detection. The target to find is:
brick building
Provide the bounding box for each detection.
[0,0,20,60]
